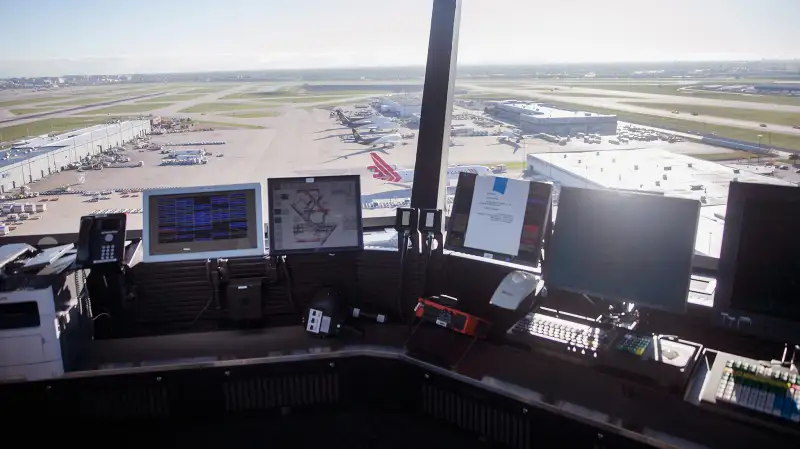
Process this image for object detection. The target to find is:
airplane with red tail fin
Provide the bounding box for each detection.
[367,152,492,187]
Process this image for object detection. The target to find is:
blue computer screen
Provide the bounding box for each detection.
[156,191,249,244]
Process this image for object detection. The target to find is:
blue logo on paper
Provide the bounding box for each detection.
[493,177,508,194]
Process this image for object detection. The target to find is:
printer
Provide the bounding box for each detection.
[0,243,91,382]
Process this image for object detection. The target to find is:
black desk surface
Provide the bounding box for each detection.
[58,324,797,449]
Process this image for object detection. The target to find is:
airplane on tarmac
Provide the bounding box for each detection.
[337,110,392,128]
[367,152,492,186]
[352,129,402,148]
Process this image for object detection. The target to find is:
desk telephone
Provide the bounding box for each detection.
[76,213,127,268]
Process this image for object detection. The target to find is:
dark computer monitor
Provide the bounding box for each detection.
[445,173,553,268]
[545,187,700,313]
[714,181,800,342]
[267,175,363,255]
[143,183,265,263]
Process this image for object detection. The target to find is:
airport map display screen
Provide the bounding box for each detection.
[268,175,363,255]
[545,187,700,313]
[143,183,264,262]
[717,182,800,324]
[446,173,553,267]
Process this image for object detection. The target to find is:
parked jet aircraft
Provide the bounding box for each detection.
[367,152,492,186]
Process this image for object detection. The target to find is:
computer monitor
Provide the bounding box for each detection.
[267,175,363,255]
[714,181,800,342]
[143,183,265,263]
[445,173,553,268]
[545,187,700,313]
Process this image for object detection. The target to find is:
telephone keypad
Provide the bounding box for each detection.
[99,244,117,261]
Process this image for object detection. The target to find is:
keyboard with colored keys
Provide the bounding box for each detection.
[714,359,800,423]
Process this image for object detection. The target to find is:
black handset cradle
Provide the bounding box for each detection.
[76,213,128,268]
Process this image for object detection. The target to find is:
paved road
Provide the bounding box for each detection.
[462,83,800,136]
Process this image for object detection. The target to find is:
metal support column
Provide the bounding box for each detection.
[410,0,462,219]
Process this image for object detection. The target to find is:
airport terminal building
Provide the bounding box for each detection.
[0,120,151,193]
[526,148,793,257]
[378,95,422,117]
[486,101,617,136]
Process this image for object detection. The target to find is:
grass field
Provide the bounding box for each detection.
[224,111,281,118]
[179,84,242,93]
[43,96,117,107]
[544,91,636,98]
[222,88,387,101]
[300,89,391,96]
[260,96,372,105]
[0,96,65,108]
[620,102,800,127]
[136,94,205,103]
[179,102,268,113]
[220,87,295,100]
[458,93,515,100]
[541,99,800,151]
[561,83,800,106]
[0,117,109,143]
[9,107,58,116]
[193,120,266,130]
[491,161,526,170]
[78,103,173,115]
[690,151,759,161]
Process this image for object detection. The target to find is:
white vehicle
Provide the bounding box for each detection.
[367,152,492,187]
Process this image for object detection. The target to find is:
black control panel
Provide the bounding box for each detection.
[510,308,704,392]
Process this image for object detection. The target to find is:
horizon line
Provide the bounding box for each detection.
[3,59,800,79]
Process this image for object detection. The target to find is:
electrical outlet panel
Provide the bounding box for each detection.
[306,309,323,333]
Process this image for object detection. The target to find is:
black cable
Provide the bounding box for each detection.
[280,256,298,315]
[396,231,409,322]
[422,232,435,297]
[425,233,434,271]
[188,296,214,328]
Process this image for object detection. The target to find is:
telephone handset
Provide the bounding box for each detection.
[76,213,127,268]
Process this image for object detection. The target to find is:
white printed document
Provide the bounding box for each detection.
[463,176,529,256]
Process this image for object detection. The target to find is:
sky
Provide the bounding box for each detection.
[0,0,798,77]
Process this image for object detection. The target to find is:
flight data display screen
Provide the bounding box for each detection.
[156,191,248,243]
[146,188,260,258]
[268,176,363,255]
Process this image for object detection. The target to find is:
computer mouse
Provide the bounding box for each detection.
[662,348,680,360]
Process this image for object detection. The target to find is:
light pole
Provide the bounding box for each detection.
[757,134,763,164]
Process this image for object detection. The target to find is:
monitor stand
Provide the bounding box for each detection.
[597,300,640,331]
[771,343,800,371]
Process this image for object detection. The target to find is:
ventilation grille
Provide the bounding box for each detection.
[422,383,531,449]
[132,260,214,325]
[74,386,169,419]
[357,250,402,311]
[226,256,270,279]
[287,253,359,310]
[223,372,339,412]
